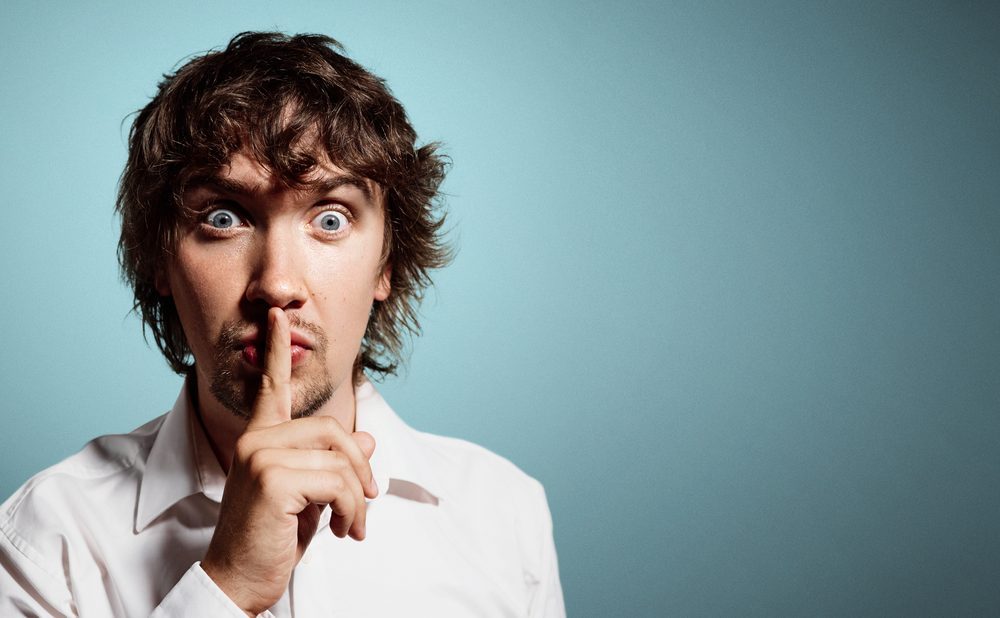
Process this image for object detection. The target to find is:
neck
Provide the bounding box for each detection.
[189,370,358,473]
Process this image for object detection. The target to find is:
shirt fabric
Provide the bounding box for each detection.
[0,381,565,617]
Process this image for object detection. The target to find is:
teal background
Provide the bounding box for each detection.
[2,1,998,615]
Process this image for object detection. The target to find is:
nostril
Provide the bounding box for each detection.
[244,275,308,310]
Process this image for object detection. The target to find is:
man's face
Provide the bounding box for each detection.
[158,152,390,419]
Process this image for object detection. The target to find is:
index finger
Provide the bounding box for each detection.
[247,307,292,430]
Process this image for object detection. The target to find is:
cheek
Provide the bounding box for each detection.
[174,238,251,298]
[168,247,245,350]
[310,266,380,339]
[310,242,384,302]
[173,260,224,313]
[168,281,215,356]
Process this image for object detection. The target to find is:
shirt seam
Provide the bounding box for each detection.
[3,447,142,536]
[0,514,63,583]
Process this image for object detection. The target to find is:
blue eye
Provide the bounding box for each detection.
[206,208,242,229]
[313,210,348,232]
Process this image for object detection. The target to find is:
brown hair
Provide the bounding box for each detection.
[117,32,450,380]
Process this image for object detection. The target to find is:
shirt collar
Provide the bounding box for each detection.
[354,379,445,505]
[135,382,223,532]
[136,379,442,532]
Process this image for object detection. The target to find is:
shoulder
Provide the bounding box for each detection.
[1,415,164,567]
[5,414,163,508]
[404,428,553,551]
[356,382,555,550]
[401,429,557,586]
[358,382,548,508]
[413,430,546,502]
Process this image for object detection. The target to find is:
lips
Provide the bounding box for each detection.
[239,330,314,368]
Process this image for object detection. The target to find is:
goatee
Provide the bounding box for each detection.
[209,315,333,420]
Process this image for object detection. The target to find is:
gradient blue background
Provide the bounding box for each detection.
[2,1,998,616]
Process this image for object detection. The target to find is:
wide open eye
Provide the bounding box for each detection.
[205,208,243,229]
[313,210,349,233]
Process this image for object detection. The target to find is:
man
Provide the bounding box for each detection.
[0,32,564,617]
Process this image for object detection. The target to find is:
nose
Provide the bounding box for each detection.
[244,227,308,310]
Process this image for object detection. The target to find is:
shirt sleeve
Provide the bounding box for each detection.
[151,562,275,618]
[0,520,75,617]
[0,527,270,618]
[526,482,566,618]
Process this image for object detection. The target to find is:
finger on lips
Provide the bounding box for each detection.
[247,307,293,430]
[238,307,375,539]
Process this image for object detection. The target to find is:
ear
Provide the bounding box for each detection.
[154,266,172,297]
[374,264,391,301]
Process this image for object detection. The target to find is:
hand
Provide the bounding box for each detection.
[201,308,379,616]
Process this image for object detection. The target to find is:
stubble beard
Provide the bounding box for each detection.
[209,316,334,420]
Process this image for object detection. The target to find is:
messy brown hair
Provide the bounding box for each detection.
[117,32,450,380]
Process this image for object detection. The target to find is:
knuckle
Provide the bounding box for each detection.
[327,473,345,493]
[256,465,282,493]
[246,449,269,477]
[319,415,340,435]
[234,434,257,462]
[327,451,348,470]
[259,373,276,393]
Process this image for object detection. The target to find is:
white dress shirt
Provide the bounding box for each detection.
[0,381,565,617]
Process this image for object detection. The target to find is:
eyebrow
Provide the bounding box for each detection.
[192,172,374,203]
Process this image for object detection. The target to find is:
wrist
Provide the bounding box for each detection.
[201,557,259,617]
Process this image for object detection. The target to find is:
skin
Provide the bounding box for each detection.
[157,152,388,615]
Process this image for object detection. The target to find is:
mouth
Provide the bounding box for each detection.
[238,330,314,368]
